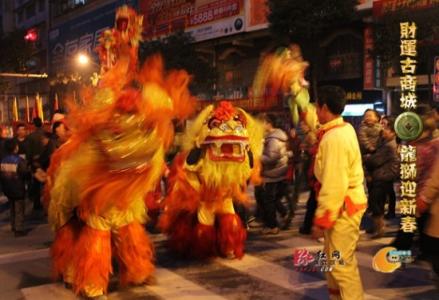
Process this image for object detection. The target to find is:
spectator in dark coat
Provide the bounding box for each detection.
[30,132,55,189]
[0,139,29,237]
[380,116,398,219]
[26,118,44,163]
[282,127,301,229]
[39,132,56,171]
[26,118,44,211]
[296,120,319,235]
[14,123,29,162]
[364,119,399,238]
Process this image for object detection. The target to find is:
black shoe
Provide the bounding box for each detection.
[281,221,291,230]
[299,227,311,235]
[14,230,26,237]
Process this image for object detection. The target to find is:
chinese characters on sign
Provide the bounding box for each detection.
[399,22,418,109]
[400,22,418,232]
[140,0,245,42]
[399,144,418,233]
[293,249,344,273]
[49,0,137,74]
[398,22,418,233]
[52,28,108,70]
[363,26,375,90]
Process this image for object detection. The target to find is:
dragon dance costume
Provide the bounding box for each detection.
[45,6,194,298]
[159,101,263,259]
[252,44,318,131]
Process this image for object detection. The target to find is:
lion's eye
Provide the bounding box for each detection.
[219,123,231,131]
[208,118,221,129]
[235,125,244,133]
[235,113,247,127]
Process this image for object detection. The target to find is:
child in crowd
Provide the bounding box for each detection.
[0,139,29,237]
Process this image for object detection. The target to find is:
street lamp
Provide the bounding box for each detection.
[74,53,100,86]
[76,53,90,67]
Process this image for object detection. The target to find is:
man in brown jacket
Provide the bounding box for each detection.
[363,119,399,238]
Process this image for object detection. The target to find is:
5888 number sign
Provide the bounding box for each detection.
[190,10,214,26]
[189,2,240,27]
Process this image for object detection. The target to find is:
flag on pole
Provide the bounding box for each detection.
[54,93,59,111]
[36,93,44,122]
[12,97,19,121]
[26,96,30,123]
[32,95,38,120]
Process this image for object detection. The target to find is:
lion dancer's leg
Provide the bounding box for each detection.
[51,219,81,286]
[113,221,155,286]
[72,225,112,298]
[193,202,217,258]
[217,197,247,259]
[163,212,196,257]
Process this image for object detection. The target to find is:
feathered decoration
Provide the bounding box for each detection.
[252,44,317,130]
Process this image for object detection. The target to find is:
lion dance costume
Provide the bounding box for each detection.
[45,6,194,298]
[159,101,263,259]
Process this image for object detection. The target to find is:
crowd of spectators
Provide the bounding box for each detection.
[0,115,69,237]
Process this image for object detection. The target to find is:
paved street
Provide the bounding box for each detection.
[0,193,438,300]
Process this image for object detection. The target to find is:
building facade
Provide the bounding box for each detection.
[1,0,436,123]
[48,0,137,108]
[0,0,50,123]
